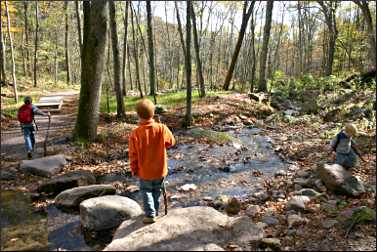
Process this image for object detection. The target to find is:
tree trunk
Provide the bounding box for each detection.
[130,3,143,98]
[317,1,338,76]
[257,0,274,92]
[74,0,108,142]
[34,1,39,87]
[122,1,130,96]
[75,0,83,57]
[109,0,126,120]
[353,0,376,68]
[0,17,6,82]
[249,9,256,93]
[127,45,133,91]
[54,31,58,84]
[146,1,157,104]
[5,1,18,102]
[23,3,31,77]
[65,1,71,84]
[223,1,256,91]
[185,0,192,126]
[191,2,206,98]
[175,1,187,58]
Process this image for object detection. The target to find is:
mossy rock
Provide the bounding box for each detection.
[188,128,235,144]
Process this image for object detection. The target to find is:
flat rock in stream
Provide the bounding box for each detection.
[55,184,116,209]
[317,164,365,197]
[80,195,142,231]
[104,207,264,251]
[19,154,67,177]
[38,170,96,195]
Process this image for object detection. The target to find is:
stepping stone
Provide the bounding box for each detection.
[19,154,67,177]
[104,207,264,251]
[55,184,116,210]
[80,195,143,231]
[38,170,96,195]
[317,164,365,197]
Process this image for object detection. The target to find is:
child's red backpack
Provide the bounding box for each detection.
[18,104,33,124]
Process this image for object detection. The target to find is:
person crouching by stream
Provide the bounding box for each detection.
[17,96,50,159]
[330,123,366,169]
[128,99,175,224]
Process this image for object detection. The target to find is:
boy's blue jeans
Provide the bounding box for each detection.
[22,125,35,152]
[139,178,163,217]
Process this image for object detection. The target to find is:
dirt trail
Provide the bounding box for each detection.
[1,91,79,161]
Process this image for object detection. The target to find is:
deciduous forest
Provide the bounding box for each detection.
[1,1,376,251]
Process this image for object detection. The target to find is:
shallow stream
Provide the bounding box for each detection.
[1,127,287,251]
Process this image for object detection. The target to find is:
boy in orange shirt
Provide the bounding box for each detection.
[128,99,175,224]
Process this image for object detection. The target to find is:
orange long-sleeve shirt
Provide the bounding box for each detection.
[128,119,175,180]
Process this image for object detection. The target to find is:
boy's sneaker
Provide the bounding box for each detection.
[27,152,32,159]
[143,216,156,224]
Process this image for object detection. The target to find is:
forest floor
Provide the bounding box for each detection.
[1,87,376,251]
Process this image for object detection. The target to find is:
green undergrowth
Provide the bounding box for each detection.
[100,90,230,113]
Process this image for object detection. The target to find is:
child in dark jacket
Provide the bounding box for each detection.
[330,123,366,169]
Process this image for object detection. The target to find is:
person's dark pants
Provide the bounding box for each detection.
[22,125,35,152]
[139,178,163,217]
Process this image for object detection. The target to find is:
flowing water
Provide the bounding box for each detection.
[1,127,287,251]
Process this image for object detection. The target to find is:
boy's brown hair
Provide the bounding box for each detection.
[136,99,155,119]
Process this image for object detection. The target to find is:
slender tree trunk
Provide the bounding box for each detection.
[1,20,6,82]
[175,1,187,57]
[130,3,143,98]
[223,1,256,90]
[258,0,274,92]
[317,1,338,76]
[65,1,71,84]
[5,1,18,102]
[127,46,133,91]
[34,1,39,87]
[185,0,192,126]
[21,32,27,76]
[146,1,157,103]
[165,1,173,86]
[75,0,83,57]
[191,2,206,98]
[250,9,256,93]
[353,0,376,68]
[75,0,109,142]
[109,0,126,120]
[54,31,58,84]
[122,1,130,96]
[23,3,31,77]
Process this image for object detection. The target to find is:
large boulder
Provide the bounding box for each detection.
[104,207,264,251]
[19,154,67,177]
[55,184,116,210]
[317,164,365,197]
[80,195,142,231]
[38,170,96,195]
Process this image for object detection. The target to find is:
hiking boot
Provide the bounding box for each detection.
[143,216,156,224]
[27,152,32,159]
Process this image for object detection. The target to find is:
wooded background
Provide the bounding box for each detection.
[1,1,376,140]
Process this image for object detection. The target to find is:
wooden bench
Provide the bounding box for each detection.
[35,96,64,112]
